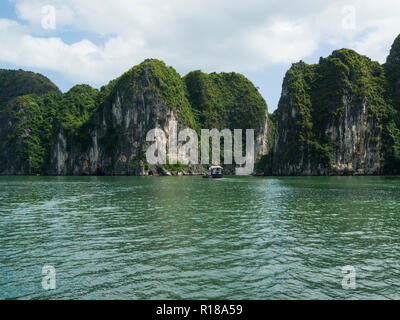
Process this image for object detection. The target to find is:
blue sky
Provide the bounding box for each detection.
[1,0,399,112]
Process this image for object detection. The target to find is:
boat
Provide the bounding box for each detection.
[203,165,223,179]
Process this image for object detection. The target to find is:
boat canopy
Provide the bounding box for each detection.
[209,166,223,170]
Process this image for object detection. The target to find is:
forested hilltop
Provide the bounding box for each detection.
[0,60,271,175]
[264,34,400,175]
[0,34,399,176]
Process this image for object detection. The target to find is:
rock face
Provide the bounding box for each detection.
[184,70,272,165]
[3,34,399,177]
[0,102,32,175]
[0,82,99,175]
[48,59,196,176]
[383,34,400,173]
[0,59,272,175]
[0,70,61,174]
[267,35,400,175]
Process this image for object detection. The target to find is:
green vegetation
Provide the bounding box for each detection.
[184,70,268,131]
[383,35,400,170]
[57,85,99,131]
[4,93,60,172]
[385,34,400,106]
[275,61,326,165]
[384,120,400,171]
[103,59,198,130]
[140,59,197,130]
[3,34,399,176]
[267,111,276,149]
[314,49,391,122]
[274,46,399,170]
[161,160,188,172]
[0,61,210,174]
[0,69,60,110]
[0,73,100,173]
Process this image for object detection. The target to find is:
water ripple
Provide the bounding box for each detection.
[0,176,399,299]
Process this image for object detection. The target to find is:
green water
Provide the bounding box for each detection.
[0,176,399,300]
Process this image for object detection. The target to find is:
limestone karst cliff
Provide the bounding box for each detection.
[0,70,62,174]
[265,34,400,175]
[0,59,272,175]
[184,70,272,169]
[1,35,399,176]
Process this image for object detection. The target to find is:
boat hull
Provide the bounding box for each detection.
[203,174,223,179]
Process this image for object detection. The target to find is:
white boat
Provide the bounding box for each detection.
[203,165,223,179]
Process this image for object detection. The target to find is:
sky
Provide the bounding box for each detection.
[0,0,399,112]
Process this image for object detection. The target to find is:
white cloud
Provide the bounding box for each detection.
[246,19,318,66]
[0,0,399,87]
[15,0,76,30]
